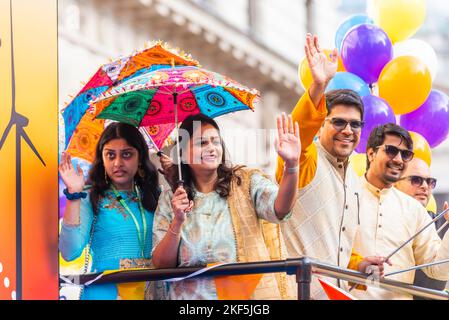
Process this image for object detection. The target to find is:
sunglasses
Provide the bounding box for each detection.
[376,145,414,162]
[325,117,364,132]
[401,175,437,189]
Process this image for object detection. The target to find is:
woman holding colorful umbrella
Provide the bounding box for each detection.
[59,122,161,300]
[151,112,300,300]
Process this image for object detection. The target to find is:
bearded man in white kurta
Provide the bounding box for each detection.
[353,123,449,300]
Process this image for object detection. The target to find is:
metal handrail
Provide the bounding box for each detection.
[311,260,449,300]
[60,258,449,300]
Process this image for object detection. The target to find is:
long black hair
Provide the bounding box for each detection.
[165,114,243,201]
[88,122,160,214]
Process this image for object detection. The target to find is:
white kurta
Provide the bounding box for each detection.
[282,142,362,299]
[353,176,449,300]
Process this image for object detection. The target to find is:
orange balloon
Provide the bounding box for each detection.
[409,131,432,166]
[378,56,431,115]
[298,49,346,90]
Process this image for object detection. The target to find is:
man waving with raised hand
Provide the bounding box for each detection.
[277,34,386,299]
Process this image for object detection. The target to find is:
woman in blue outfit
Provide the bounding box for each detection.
[59,122,160,300]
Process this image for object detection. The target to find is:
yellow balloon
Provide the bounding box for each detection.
[378,56,431,115]
[299,56,313,90]
[298,49,346,90]
[350,153,367,177]
[409,131,432,167]
[426,194,436,214]
[371,0,426,43]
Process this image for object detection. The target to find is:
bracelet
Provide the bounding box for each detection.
[63,188,87,201]
[284,165,299,174]
[168,225,181,236]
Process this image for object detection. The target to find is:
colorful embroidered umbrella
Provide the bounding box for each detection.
[90,65,259,180]
[62,42,199,162]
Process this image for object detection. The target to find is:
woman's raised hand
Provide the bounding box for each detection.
[59,152,85,193]
[276,113,301,169]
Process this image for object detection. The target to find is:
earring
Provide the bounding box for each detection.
[105,169,109,184]
[138,167,145,178]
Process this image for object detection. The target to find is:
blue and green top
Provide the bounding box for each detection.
[59,188,154,300]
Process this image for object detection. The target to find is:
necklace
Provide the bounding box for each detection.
[111,184,147,258]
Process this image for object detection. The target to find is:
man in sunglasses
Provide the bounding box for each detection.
[395,158,447,236]
[276,34,385,299]
[352,123,449,300]
[396,158,446,231]
[395,157,449,298]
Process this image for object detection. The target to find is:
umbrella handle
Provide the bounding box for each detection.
[157,151,167,176]
[157,150,183,188]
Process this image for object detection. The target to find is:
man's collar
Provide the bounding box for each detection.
[316,140,349,171]
[361,174,394,198]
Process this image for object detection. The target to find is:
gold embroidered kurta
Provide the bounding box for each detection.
[353,176,449,300]
[152,168,294,300]
[276,92,363,299]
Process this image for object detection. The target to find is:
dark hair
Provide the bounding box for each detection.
[88,122,160,214]
[365,123,413,170]
[325,89,364,120]
[166,114,243,201]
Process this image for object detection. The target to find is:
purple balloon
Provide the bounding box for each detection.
[335,14,374,52]
[356,95,396,153]
[341,24,393,85]
[400,90,449,148]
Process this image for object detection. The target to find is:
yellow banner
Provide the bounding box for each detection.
[0,0,58,300]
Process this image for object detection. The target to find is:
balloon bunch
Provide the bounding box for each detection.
[299,0,449,174]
